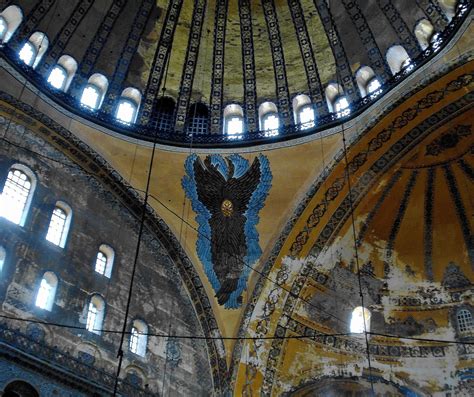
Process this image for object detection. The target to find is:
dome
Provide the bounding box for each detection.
[0,0,470,146]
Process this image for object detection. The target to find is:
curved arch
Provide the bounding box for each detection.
[438,0,457,20]
[386,45,411,75]
[0,163,37,226]
[355,66,381,98]
[186,102,209,135]
[48,55,77,91]
[95,244,115,278]
[259,101,279,135]
[35,271,58,311]
[223,104,244,135]
[86,294,106,335]
[415,19,435,50]
[45,201,72,248]
[292,94,315,129]
[154,96,176,132]
[19,31,48,68]
[81,73,109,109]
[3,380,39,397]
[130,319,148,357]
[116,88,141,124]
[0,5,23,43]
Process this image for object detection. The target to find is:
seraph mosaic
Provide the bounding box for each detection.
[182,154,272,309]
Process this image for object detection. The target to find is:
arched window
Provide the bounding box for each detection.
[4,381,39,397]
[19,31,48,68]
[86,294,105,335]
[116,87,141,124]
[0,246,5,273]
[293,94,315,130]
[223,104,244,136]
[325,83,351,118]
[259,101,279,137]
[47,55,77,92]
[35,271,58,311]
[0,5,23,43]
[386,45,412,75]
[154,96,176,132]
[94,244,114,278]
[355,66,382,98]
[45,201,72,248]
[129,319,148,357]
[0,165,36,226]
[350,306,371,333]
[81,73,108,110]
[457,309,473,333]
[415,19,436,50]
[438,0,457,20]
[186,103,209,135]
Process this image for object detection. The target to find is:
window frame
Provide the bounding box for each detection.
[45,201,72,248]
[115,97,138,125]
[86,294,105,335]
[94,244,115,278]
[297,104,316,130]
[350,306,371,334]
[0,164,37,227]
[457,308,473,334]
[35,271,58,311]
[262,112,279,137]
[18,41,36,67]
[129,319,148,357]
[47,64,68,91]
[80,83,102,110]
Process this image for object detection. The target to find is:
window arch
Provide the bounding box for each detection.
[457,309,473,333]
[4,381,39,397]
[81,73,109,110]
[0,246,5,273]
[154,96,176,132]
[129,319,148,357]
[386,45,412,75]
[19,31,48,68]
[0,164,36,226]
[259,101,279,137]
[186,103,209,135]
[293,94,315,130]
[35,271,58,311]
[86,294,105,335]
[95,244,114,278]
[48,55,77,92]
[350,306,371,333]
[116,87,141,124]
[355,66,382,98]
[45,201,72,248]
[223,104,244,136]
[0,5,23,43]
[326,83,350,117]
[414,19,436,50]
[438,0,457,20]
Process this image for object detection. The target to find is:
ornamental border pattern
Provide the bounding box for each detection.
[139,0,184,125]
[174,0,208,133]
[0,93,228,394]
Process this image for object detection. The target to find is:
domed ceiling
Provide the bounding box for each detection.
[2,0,465,141]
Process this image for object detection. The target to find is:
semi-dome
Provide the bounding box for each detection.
[0,0,470,146]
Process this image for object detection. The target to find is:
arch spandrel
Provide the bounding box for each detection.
[232,61,474,396]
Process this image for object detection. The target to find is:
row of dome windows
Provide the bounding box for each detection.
[0,165,148,357]
[0,4,455,135]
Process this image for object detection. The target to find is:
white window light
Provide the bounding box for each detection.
[116,100,137,124]
[81,85,100,109]
[457,309,473,333]
[35,272,57,311]
[19,41,35,66]
[95,251,107,275]
[227,116,243,135]
[401,58,414,72]
[0,168,33,225]
[86,296,105,335]
[263,113,279,137]
[299,105,315,130]
[46,204,70,248]
[0,246,5,273]
[94,244,114,278]
[129,320,148,357]
[367,78,381,94]
[350,306,371,334]
[334,96,351,119]
[0,17,6,41]
[47,65,67,90]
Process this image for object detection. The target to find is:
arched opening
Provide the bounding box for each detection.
[116,87,141,124]
[259,101,279,137]
[438,0,457,20]
[47,55,77,92]
[129,319,148,357]
[415,19,436,50]
[35,271,58,311]
[293,94,315,130]
[95,244,114,278]
[0,5,23,43]
[223,104,244,136]
[154,96,176,133]
[325,83,350,118]
[45,201,72,248]
[3,381,39,397]
[350,306,371,333]
[18,31,48,68]
[0,164,36,226]
[86,294,105,335]
[80,73,109,110]
[386,45,412,75]
[186,103,209,135]
[355,66,381,98]
[457,308,473,333]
